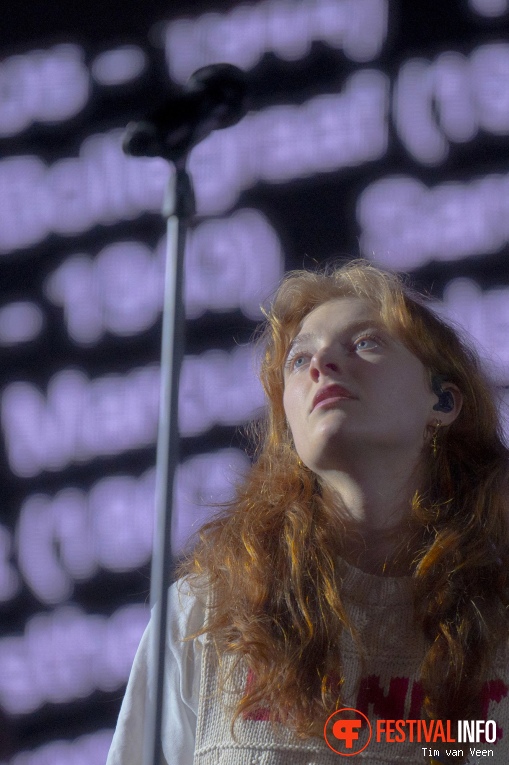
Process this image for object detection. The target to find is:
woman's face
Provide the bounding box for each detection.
[282,297,444,473]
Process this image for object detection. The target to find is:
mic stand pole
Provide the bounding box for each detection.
[143,159,195,765]
[122,63,247,765]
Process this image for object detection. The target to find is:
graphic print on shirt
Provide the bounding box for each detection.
[244,670,509,744]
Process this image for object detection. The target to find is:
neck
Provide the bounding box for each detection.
[317,447,425,575]
[338,520,421,576]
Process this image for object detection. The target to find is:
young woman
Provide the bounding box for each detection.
[107,261,509,765]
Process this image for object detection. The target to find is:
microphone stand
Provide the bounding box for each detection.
[122,63,247,765]
[143,159,194,765]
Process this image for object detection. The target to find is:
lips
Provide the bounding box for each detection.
[312,384,356,411]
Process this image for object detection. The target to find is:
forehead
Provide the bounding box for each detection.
[296,297,381,335]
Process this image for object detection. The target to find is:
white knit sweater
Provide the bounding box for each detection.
[107,562,509,765]
[193,561,509,763]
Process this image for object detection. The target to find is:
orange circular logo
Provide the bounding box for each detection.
[324,707,372,756]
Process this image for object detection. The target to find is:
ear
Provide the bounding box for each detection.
[429,376,463,426]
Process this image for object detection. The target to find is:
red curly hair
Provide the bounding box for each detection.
[179,260,509,734]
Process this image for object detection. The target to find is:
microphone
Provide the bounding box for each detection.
[122,63,248,161]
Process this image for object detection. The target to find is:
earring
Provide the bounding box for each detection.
[430,419,442,458]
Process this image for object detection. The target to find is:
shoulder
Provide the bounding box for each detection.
[166,577,209,649]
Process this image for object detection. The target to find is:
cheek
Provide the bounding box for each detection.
[282,389,295,431]
[383,372,432,426]
[282,385,304,437]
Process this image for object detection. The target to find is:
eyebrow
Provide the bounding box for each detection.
[286,332,316,355]
[286,319,387,356]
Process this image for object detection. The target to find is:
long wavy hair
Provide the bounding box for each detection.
[179,260,509,734]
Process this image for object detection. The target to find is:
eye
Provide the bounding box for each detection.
[285,352,311,372]
[292,355,307,368]
[353,334,381,352]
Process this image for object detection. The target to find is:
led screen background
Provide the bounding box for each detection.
[0,0,509,761]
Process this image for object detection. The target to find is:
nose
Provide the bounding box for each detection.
[309,346,342,381]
